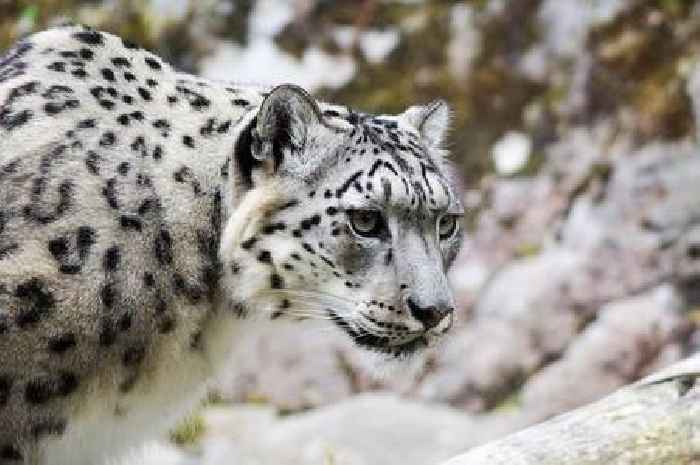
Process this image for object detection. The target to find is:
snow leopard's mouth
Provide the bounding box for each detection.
[327,309,429,357]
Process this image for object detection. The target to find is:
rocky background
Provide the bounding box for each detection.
[2,1,699,464]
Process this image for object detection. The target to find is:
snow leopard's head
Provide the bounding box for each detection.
[220,84,463,362]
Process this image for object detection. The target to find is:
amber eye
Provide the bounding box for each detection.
[438,215,458,240]
[348,210,384,238]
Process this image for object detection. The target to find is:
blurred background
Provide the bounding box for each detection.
[2,1,700,464]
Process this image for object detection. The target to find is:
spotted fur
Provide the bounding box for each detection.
[0,25,463,464]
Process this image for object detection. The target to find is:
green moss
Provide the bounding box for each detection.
[515,243,542,258]
[317,1,542,186]
[319,2,454,113]
[470,0,491,10]
[587,2,697,141]
[19,5,39,28]
[0,0,203,74]
[481,368,528,412]
[688,307,700,326]
[0,0,81,50]
[169,414,206,446]
[244,392,270,405]
[591,161,614,182]
[323,448,338,465]
[314,1,417,28]
[657,0,692,17]
[205,390,228,405]
[492,390,523,412]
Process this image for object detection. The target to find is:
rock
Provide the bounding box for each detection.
[520,285,690,419]
[122,394,532,465]
[416,319,538,411]
[417,249,586,410]
[113,442,192,465]
[256,394,479,465]
[198,394,519,465]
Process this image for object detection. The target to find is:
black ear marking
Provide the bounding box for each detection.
[233,116,261,190]
[252,84,322,172]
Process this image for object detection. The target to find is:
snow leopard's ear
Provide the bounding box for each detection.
[252,84,322,172]
[401,100,451,150]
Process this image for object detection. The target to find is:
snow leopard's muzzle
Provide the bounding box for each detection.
[327,261,456,359]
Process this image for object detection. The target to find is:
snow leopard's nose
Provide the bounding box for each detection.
[406,297,453,330]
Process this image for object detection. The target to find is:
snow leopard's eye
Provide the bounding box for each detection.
[348,210,385,238]
[437,214,459,241]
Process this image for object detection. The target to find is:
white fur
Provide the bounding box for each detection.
[42,306,253,465]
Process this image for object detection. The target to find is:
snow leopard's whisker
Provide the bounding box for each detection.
[274,301,339,317]
[303,325,355,336]
[259,289,356,306]
[257,289,356,316]
[282,310,336,321]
